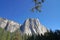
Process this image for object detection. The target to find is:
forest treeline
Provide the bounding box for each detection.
[0,28,60,40]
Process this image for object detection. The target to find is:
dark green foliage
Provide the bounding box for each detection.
[31,0,45,12]
[0,28,60,40]
[0,28,9,40]
[6,31,11,40]
[27,30,60,40]
[11,31,22,40]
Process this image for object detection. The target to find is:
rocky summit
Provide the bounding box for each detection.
[20,18,48,35]
[0,17,48,35]
[0,18,21,32]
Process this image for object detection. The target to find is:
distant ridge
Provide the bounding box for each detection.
[0,17,48,35]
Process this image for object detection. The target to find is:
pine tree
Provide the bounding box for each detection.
[11,31,22,40]
[6,31,11,40]
[0,30,7,40]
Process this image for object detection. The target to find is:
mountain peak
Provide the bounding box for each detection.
[0,17,21,32]
[20,18,48,35]
[0,17,48,35]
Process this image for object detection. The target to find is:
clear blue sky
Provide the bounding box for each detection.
[0,0,60,31]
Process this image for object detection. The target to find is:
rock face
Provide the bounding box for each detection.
[6,20,21,32]
[0,17,48,35]
[20,18,48,35]
[0,18,21,32]
[0,18,8,28]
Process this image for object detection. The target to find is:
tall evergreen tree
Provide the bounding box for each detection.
[6,31,10,40]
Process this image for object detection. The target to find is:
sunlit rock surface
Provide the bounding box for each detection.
[20,18,48,35]
[0,17,48,35]
[0,18,21,32]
